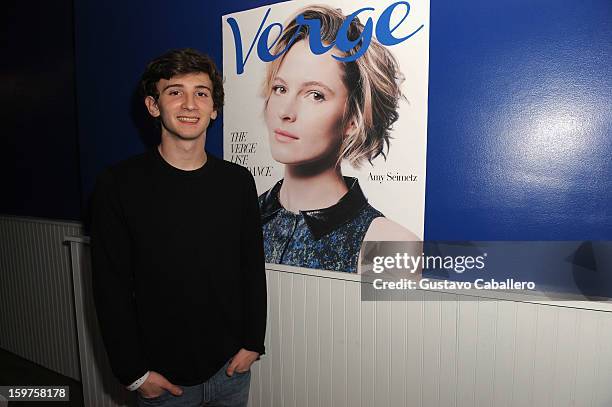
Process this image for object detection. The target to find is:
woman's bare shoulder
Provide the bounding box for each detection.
[364,217,420,241]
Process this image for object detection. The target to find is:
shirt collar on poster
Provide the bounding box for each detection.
[259,176,370,240]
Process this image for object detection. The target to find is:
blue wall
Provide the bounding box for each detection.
[2,0,81,220]
[426,0,612,240]
[73,0,611,240]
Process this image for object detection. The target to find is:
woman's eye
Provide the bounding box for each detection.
[308,91,325,102]
[272,85,286,95]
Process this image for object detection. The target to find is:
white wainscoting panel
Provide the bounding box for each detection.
[66,237,133,407]
[2,216,612,407]
[0,216,81,380]
[248,266,612,407]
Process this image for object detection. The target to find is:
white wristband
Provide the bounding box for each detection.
[126,371,150,391]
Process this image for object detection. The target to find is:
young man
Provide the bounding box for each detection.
[90,48,266,407]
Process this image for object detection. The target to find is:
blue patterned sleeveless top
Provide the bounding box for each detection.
[259,177,383,273]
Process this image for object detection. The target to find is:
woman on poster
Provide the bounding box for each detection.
[259,5,418,273]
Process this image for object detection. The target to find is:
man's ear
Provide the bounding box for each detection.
[144,96,160,117]
[211,110,218,121]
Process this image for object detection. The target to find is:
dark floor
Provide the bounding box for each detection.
[0,348,83,406]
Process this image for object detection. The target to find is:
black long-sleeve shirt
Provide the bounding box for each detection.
[90,149,266,386]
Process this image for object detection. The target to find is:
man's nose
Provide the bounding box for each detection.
[181,93,196,110]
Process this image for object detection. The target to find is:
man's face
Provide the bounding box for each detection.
[145,72,217,141]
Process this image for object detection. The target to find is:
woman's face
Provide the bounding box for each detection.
[265,40,350,168]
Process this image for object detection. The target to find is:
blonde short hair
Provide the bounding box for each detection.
[262,5,404,168]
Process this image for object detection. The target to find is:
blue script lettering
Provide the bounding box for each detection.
[257,20,303,63]
[295,14,335,55]
[376,1,423,45]
[226,1,424,75]
[256,22,285,62]
[226,9,272,75]
[332,7,374,62]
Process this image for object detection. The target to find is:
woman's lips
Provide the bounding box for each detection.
[274,128,299,141]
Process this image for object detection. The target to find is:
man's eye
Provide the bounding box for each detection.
[168,90,180,96]
[272,85,286,95]
[197,92,209,97]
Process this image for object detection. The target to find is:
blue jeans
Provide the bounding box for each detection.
[136,360,251,407]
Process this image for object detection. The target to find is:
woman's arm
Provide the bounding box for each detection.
[359,218,422,275]
[363,217,420,241]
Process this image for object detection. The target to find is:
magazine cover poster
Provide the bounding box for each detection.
[223,0,429,273]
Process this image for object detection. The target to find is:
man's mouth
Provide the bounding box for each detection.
[177,116,199,123]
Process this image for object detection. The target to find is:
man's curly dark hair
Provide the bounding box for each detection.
[140,48,224,112]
